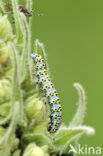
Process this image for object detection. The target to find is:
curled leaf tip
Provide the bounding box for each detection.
[35,39,46,58]
[69,82,86,127]
[80,125,95,136]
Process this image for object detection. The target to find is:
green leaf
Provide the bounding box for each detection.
[69,83,86,127]
[35,39,45,57]
[68,83,88,156]
[53,126,95,150]
[0,126,5,139]
[12,150,21,156]
[0,114,11,125]
[34,39,49,74]
[22,133,52,147]
[0,102,10,117]
[10,42,27,127]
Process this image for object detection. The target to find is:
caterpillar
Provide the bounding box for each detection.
[31,53,62,133]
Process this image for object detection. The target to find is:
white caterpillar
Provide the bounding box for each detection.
[31,53,62,133]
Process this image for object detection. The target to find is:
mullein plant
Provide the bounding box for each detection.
[0,0,95,156]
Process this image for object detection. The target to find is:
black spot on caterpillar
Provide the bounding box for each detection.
[31,53,62,133]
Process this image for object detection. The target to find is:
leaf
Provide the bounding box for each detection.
[69,83,87,127]
[10,42,27,127]
[22,133,52,147]
[12,150,21,156]
[35,39,45,57]
[67,83,90,156]
[53,126,95,150]
[0,114,11,125]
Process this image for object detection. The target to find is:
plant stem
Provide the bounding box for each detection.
[26,0,33,79]
[11,0,23,44]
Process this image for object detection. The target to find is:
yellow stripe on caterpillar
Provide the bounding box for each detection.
[47,77,50,81]
[57,99,60,103]
[53,101,57,104]
[44,71,48,75]
[46,86,50,90]
[42,79,46,82]
[54,92,58,96]
[38,66,42,70]
[51,84,54,88]
[41,58,45,61]
[49,93,54,97]
[42,65,46,69]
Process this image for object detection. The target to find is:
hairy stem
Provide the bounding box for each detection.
[11,0,23,44]
[26,0,33,79]
[0,102,19,156]
[20,13,31,84]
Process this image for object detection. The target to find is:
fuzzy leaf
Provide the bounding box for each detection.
[68,83,87,156]
[22,133,52,147]
[69,83,86,127]
[10,42,27,127]
[0,126,5,139]
[0,79,11,104]
[0,114,11,125]
[35,39,45,57]
[0,102,10,117]
[13,150,21,156]
[33,39,49,74]
[53,126,95,150]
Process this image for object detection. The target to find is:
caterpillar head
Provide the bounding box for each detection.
[31,53,37,59]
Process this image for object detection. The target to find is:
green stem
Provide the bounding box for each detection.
[0,102,19,156]
[26,0,33,80]
[11,0,23,44]
[20,13,31,85]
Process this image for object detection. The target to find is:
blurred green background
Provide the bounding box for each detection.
[4,0,103,155]
[32,0,103,155]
